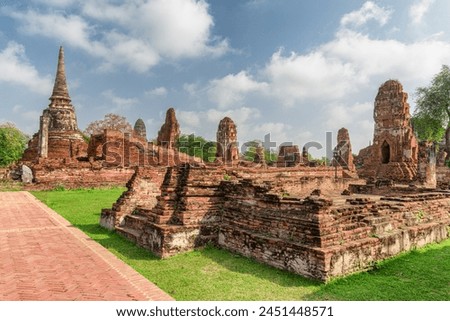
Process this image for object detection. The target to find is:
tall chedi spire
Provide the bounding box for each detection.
[49,46,72,107]
[21,46,88,161]
[45,46,79,131]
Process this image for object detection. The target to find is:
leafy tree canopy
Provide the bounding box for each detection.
[412,65,450,143]
[176,134,216,163]
[0,123,29,167]
[84,113,133,136]
[242,140,277,163]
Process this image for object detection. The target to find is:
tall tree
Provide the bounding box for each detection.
[84,113,133,136]
[0,123,29,167]
[242,139,277,163]
[176,134,216,163]
[412,65,450,153]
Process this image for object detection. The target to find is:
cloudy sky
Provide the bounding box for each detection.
[1,0,449,156]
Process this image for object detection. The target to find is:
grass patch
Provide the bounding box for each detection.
[308,242,450,301]
[31,188,450,301]
[0,179,24,191]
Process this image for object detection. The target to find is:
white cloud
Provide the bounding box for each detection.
[145,87,168,97]
[183,83,201,97]
[12,104,41,121]
[130,0,227,58]
[246,0,268,6]
[101,32,159,73]
[31,0,76,7]
[205,106,260,124]
[251,122,294,146]
[409,0,435,24]
[321,29,450,85]
[7,0,229,72]
[0,42,52,94]
[340,1,392,27]
[10,11,99,54]
[263,49,356,105]
[324,102,373,129]
[81,0,229,58]
[207,71,268,109]
[256,29,450,107]
[102,90,139,110]
[177,110,201,128]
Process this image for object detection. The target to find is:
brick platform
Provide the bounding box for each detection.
[0,192,173,301]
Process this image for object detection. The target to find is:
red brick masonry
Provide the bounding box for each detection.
[0,192,173,301]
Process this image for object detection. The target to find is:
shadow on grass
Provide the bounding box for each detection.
[197,244,321,289]
[305,243,450,301]
[74,223,160,262]
[76,222,317,290]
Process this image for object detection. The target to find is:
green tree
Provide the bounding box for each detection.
[264,149,278,164]
[177,134,216,163]
[0,123,29,167]
[243,140,277,163]
[412,65,450,151]
[242,140,260,161]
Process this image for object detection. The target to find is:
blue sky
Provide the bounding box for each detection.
[1,0,449,156]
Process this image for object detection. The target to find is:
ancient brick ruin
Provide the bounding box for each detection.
[133,118,147,140]
[157,108,180,149]
[19,48,199,189]
[101,163,450,281]
[22,47,88,162]
[14,47,450,281]
[216,117,239,163]
[99,78,450,281]
[357,80,419,182]
[277,145,302,167]
[333,128,355,171]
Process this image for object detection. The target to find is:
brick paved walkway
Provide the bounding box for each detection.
[0,192,173,301]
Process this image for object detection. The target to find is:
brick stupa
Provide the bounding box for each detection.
[22,46,87,161]
[357,80,418,181]
[216,117,239,163]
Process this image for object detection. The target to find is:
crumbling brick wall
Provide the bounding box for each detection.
[218,180,450,280]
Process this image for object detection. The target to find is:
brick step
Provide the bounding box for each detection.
[136,208,173,224]
[363,215,391,225]
[371,221,394,234]
[122,214,148,230]
[340,222,365,231]
[116,226,141,243]
[156,195,178,202]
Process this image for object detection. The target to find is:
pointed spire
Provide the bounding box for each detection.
[49,46,71,105]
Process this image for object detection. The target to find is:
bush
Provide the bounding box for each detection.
[0,123,28,167]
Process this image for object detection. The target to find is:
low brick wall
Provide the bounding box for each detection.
[219,181,450,280]
[32,165,135,189]
[100,164,450,281]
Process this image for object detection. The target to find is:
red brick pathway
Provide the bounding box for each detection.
[0,192,173,301]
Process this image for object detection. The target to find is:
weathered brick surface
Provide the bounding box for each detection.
[29,161,135,190]
[157,108,180,149]
[333,128,355,171]
[105,165,227,258]
[102,164,450,281]
[219,180,450,280]
[277,145,302,167]
[22,47,88,163]
[216,117,239,163]
[0,192,173,301]
[357,80,419,182]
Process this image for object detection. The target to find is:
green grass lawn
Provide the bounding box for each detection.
[31,188,450,301]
